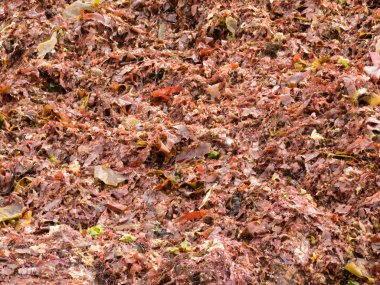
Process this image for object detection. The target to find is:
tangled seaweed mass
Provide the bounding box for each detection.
[0,0,379,284]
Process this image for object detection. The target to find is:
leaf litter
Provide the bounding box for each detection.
[0,0,379,284]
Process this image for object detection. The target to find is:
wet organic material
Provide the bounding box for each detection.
[0,0,379,284]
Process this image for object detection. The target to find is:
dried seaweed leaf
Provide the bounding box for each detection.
[176,142,211,162]
[176,210,208,224]
[151,86,184,101]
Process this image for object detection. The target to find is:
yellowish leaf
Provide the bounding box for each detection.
[345,261,375,284]
[363,93,380,107]
[310,129,325,141]
[37,32,57,59]
[206,83,221,99]
[225,16,238,36]
[93,0,101,7]
[311,57,330,71]
[311,252,318,263]
[62,0,102,18]
[94,165,127,186]
[0,204,23,223]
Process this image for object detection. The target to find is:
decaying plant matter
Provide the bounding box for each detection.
[0,0,379,284]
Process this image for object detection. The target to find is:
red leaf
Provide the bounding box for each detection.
[105,201,127,213]
[293,53,302,62]
[151,86,184,101]
[0,85,11,95]
[176,210,208,224]
[175,142,211,163]
[370,52,380,67]
[361,192,380,206]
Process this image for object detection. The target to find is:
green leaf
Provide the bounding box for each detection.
[0,114,4,129]
[120,233,136,243]
[49,154,56,163]
[0,204,23,223]
[179,240,192,252]
[208,150,219,159]
[89,225,104,236]
[37,32,57,59]
[347,281,359,285]
[167,240,192,254]
[225,16,238,37]
[339,57,350,68]
[167,246,180,254]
